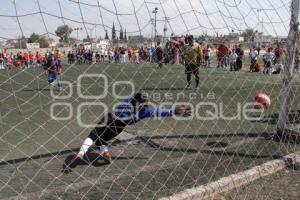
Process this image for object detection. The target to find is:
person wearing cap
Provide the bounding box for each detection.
[75,93,191,164]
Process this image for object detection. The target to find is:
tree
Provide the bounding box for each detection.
[242,28,255,41]
[120,28,124,41]
[28,33,48,48]
[112,23,116,41]
[105,30,109,40]
[124,29,127,42]
[83,35,91,43]
[68,37,77,45]
[55,25,73,43]
[27,33,49,48]
[28,33,40,43]
[14,36,27,49]
[38,36,50,48]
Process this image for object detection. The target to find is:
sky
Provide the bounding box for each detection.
[0,0,292,41]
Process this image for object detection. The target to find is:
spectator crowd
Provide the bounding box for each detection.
[0,35,296,76]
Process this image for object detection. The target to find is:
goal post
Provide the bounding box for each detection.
[276,0,300,141]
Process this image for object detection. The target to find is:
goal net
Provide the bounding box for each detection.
[0,0,299,199]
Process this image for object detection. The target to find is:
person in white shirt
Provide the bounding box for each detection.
[204,45,211,67]
[104,50,108,61]
[120,47,126,64]
[249,48,259,61]
[100,48,105,62]
[108,49,114,63]
[263,47,275,75]
[229,50,238,71]
[249,48,259,71]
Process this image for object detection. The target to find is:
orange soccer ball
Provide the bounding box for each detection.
[254,93,271,110]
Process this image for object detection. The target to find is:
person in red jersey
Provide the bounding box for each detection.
[217,43,229,68]
[36,51,43,67]
[22,52,29,68]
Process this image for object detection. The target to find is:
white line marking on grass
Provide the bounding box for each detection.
[159,151,300,200]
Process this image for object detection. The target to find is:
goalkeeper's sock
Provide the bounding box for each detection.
[78,137,93,157]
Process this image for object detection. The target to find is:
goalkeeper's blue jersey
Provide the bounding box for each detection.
[113,96,175,125]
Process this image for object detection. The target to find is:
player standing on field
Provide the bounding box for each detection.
[155,42,164,68]
[182,35,203,89]
[44,53,62,90]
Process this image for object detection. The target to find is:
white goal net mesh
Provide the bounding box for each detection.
[0,0,300,199]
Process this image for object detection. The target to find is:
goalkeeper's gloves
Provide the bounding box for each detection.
[175,104,192,117]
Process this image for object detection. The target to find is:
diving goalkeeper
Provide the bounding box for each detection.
[75,92,191,164]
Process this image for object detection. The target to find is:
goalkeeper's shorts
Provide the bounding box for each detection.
[88,113,127,146]
[185,64,199,75]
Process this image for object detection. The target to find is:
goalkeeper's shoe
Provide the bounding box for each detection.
[102,151,112,164]
[62,153,83,172]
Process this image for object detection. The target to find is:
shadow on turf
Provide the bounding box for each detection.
[0,146,146,168]
[0,132,283,174]
[251,110,300,125]
[22,88,51,92]
[62,152,147,174]
[200,150,282,159]
[139,133,282,160]
[140,132,271,140]
[0,148,79,167]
